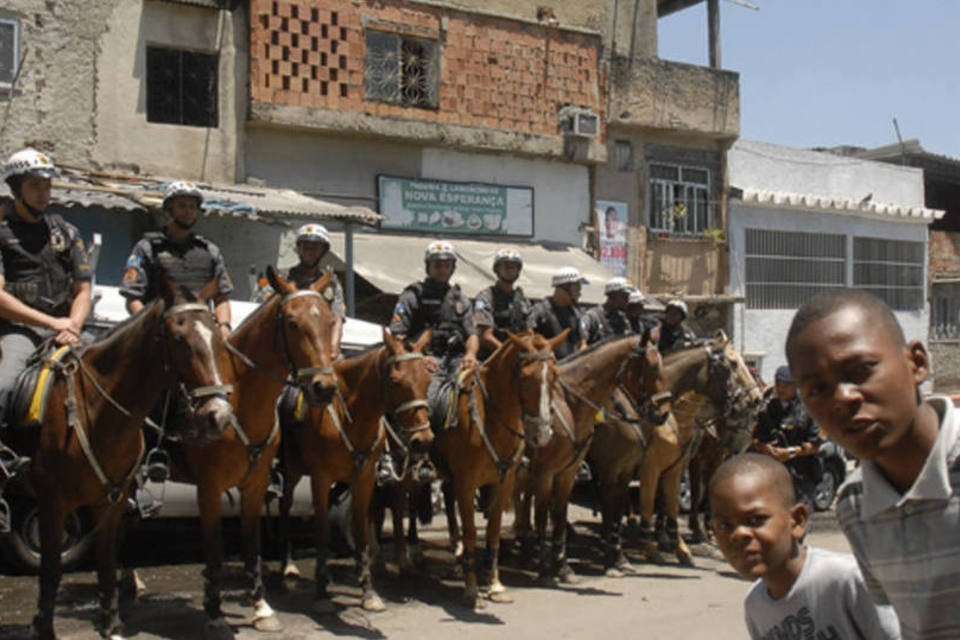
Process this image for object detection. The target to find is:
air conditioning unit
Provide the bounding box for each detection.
[559,107,599,138]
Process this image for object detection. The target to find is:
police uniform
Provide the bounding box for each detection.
[120,229,233,304]
[0,208,92,419]
[629,314,661,343]
[473,284,531,358]
[389,278,476,429]
[527,298,582,359]
[579,304,632,346]
[755,397,824,502]
[658,322,696,354]
[286,264,346,319]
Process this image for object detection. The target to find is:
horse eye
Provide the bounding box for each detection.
[287,318,299,330]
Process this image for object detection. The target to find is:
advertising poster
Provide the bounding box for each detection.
[596,200,628,276]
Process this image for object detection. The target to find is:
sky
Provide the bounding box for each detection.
[658,0,960,158]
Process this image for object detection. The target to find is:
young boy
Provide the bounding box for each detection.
[710,453,900,639]
[786,288,959,638]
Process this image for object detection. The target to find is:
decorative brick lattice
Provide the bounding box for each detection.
[255,1,351,101]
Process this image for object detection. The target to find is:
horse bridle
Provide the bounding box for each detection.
[517,349,557,434]
[378,350,433,480]
[161,303,234,412]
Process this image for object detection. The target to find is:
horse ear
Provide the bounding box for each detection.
[546,328,570,351]
[310,269,333,294]
[713,329,730,345]
[266,265,295,296]
[413,329,432,353]
[383,327,398,352]
[156,266,178,307]
[196,277,220,305]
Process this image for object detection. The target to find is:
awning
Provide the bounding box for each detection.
[0,167,382,226]
[323,232,616,304]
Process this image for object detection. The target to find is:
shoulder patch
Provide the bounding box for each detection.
[475,297,487,311]
[122,267,138,284]
[126,254,142,269]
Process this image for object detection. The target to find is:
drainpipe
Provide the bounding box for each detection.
[345,222,355,317]
[708,0,721,69]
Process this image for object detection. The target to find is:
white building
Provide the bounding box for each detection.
[727,140,942,382]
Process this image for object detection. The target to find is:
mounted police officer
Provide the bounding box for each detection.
[389,240,479,431]
[120,181,233,337]
[287,223,345,357]
[473,248,531,360]
[580,276,633,346]
[527,266,587,359]
[657,298,696,354]
[0,148,93,530]
[626,288,661,344]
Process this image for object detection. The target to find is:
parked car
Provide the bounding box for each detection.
[1,286,383,574]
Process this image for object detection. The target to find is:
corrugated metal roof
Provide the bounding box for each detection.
[734,187,943,222]
[323,232,617,304]
[0,168,382,226]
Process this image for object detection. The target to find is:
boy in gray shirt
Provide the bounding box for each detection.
[710,453,899,639]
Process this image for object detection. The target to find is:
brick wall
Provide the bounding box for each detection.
[930,230,960,279]
[249,0,602,139]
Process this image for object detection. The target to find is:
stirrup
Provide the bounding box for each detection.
[575,460,592,483]
[376,453,397,486]
[144,447,170,483]
[415,460,437,483]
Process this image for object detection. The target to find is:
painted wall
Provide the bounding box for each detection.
[94,0,245,181]
[728,202,930,383]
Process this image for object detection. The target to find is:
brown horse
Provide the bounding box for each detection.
[436,331,564,608]
[513,334,670,584]
[172,267,338,639]
[588,333,761,573]
[15,276,235,640]
[277,328,434,614]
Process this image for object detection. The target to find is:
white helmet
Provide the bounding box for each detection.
[424,240,456,263]
[666,299,688,318]
[627,288,646,305]
[3,148,56,186]
[163,181,203,207]
[296,223,330,247]
[604,276,633,295]
[492,248,522,272]
[551,266,589,288]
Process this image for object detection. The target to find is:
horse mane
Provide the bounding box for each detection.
[85,298,164,353]
[558,333,637,365]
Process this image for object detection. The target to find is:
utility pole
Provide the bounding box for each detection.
[708,0,721,69]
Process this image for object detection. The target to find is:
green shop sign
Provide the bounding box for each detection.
[378,176,533,236]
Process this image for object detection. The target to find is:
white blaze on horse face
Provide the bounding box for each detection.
[539,362,550,422]
[194,319,223,386]
[310,305,321,318]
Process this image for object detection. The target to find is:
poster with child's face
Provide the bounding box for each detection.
[596,200,628,276]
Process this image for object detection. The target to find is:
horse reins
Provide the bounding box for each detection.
[378,351,432,481]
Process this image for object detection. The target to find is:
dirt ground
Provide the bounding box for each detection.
[0,506,850,639]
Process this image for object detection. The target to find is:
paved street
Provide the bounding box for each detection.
[0,506,849,639]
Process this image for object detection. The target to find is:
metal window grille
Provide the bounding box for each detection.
[648,163,712,234]
[744,228,846,309]
[364,31,438,109]
[931,282,960,340]
[0,19,18,85]
[146,47,219,128]
[853,237,924,311]
[614,140,633,171]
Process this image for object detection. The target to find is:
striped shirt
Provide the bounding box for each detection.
[836,396,960,639]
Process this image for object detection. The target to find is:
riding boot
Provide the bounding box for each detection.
[376,451,396,486]
[266,461,284,503]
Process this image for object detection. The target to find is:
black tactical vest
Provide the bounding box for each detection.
[406,281,469,357]
[145,232,215,296]
[0,214,76,316]
[487,286,531,341]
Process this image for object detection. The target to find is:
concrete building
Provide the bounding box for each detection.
[728,140,942,383]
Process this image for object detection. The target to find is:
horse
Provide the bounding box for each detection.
[171,266,339,639]
[10,276,235,640]
[588,332,762,573]
[435,331,564,608]
[276,328,434,614]
[512,334,671,584]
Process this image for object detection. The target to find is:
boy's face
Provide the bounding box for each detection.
[711,473,806,582]
[788,305,928,462]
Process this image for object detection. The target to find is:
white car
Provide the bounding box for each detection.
[1,285,383,574]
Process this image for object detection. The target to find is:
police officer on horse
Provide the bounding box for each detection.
[0,148,93,531]
[120,181,233,336]
[657,298,696,354]
[389,240,478,431]
[473,248,531,360]
[286,223,345,357]
[580,276,633,346]
[626,287,661,344]
[527,266,588,358]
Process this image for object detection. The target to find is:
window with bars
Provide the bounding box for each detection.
[648,163,712,234]
[931,282,960,340]
[146,46,219,128]
[0,19,18,85]
[853,237,924,311]
[744,229,846,309]
[364,31,439,109]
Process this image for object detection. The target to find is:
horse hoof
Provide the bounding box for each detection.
[615,560,638,575]
[678,553,695,568]
[361,593,386,612]
[486,582,512,603]
[253,614,283,633]
[604,566,624,578]
[537,573,559,587]
[557,567,578,584]
[203,617,235,640]
[312,598,336,616]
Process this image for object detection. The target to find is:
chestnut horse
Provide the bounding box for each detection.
[277,328,434,613]
[13,277,235,640]
[171,267,338,638]
[436,331,564,608]
[513,334,671,583]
